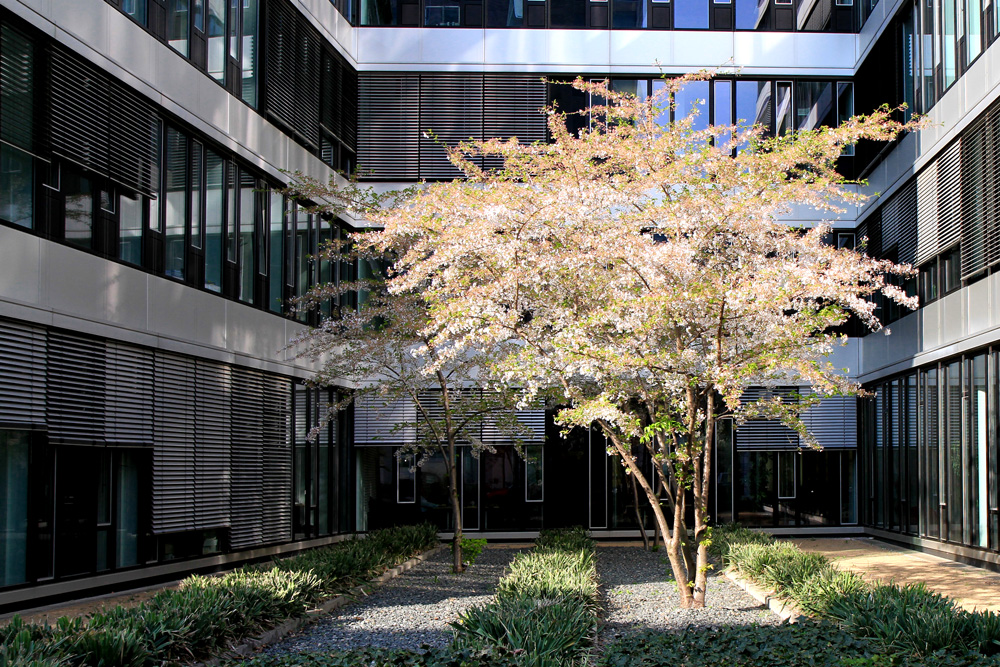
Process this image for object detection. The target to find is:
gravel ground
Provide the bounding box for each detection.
[598,546,780,643]
[262,545,527,655]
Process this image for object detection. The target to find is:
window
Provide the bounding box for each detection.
[398,453,416,503]
[777,452,796,499]
[525,445,543,502]
[945,360,963,543]
[241,0,259,107]
[675,80,710,132]
[713,80,733,150]
[775,82,793,136]
[613,0,648,27]
[487,0,525,26]
[167,0,191,57]
[204,150,225,292]
[919,258,938,302]
[121,0,148,23]
[674,0,709,28]
[119,193,144,265]
[923,367,941,539]
[967,0,982,63]
[735,81,772,143]
[943,0,957,88]
[941,245,961,294]
[795,81,835,131]
[734,0,762,28]
[0,145,33,229]
[268,191,285,313]
[0,431,30,587]
[190,142,204,249]
[164,128,188,280]
[425,0,462,25]
[207,0,227,82]
[837,82,855,155]
[969,354,988,548]
[238,171,256,303]
[64,170,93,250]
[836,232,856,250]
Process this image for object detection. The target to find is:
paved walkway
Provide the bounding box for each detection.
[791,537,1000,613]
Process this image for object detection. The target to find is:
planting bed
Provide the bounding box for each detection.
[261,546,527,655]
[598,546,778,644]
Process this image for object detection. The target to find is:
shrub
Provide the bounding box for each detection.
[706,523,775,563]
[534,527,594,554]
[453,538,488,567]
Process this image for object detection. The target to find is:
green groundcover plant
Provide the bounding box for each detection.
[711,523,1000,662]
[0,524,438,667]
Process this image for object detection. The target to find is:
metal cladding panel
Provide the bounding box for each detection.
[936,139,962,253]
[961,117,987,278]
[915,160,939,264]
[800,393,857,449]
[261,374,292,544]
[194,359,231,530]
[419,73,484,179]
[353,395,417,444]
[0,319,46,425]
[879,179,917,265]
[0,23,41,154]
[46,330,106,443]
[230,366,265,549]
[105,341,154,446]
[48,45,110,178]
[152,352,196,534]
[358,73,420,180]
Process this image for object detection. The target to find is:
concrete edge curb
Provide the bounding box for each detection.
[723,567,806,624]
[193,544,448,666]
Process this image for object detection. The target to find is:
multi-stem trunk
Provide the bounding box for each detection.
[447,436,464,573]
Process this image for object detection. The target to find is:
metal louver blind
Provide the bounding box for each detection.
[961,118,987,278]
[320,50,340,139]
[194,360,231,530]
[358,73,419,179]
[354,395,417,444]
[264,1,320,148]
[110,81,160,197]
[419,73,484,179]
[49,45,110,177]
[734,386,800,451]
[0,318,46,425]
[483,73,547,170]
[341,65,358,151]
[937,139,962,252]
[152,352,196,534]
[880,179,917,265]
[482,403,546,445]
[986,104,1000,267]
[915,160,940,264]
[800,392,857,448]
[47,331,106,443]
[0,23,41,154]
[230,366,264,549]
[105,341,154,446]
[261,375,292,544]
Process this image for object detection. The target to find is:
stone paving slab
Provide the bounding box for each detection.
[792,537,1000,613]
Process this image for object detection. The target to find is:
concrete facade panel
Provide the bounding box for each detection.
[941,289,967,343]
[42,244,109,320]
[967,278,991,335]
[0,227,41,306]
[103,263,150,331]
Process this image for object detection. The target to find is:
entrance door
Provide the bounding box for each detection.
[54,447,98,577]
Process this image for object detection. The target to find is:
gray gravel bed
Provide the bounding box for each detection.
[262,545,527,655]
[597,546,780,643]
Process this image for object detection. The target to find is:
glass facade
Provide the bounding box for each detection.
[863,347,1000,555]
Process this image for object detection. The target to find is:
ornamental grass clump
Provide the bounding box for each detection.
[0,524,437,667]
[453,527,599,666]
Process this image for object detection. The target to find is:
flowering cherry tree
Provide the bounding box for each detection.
[288,215,532,573]
[341,74,922,607]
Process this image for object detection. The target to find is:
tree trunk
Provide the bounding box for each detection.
[691,391,716,607]
[448,438,464,573]
[599,423,695,608]
[630,473,650,550]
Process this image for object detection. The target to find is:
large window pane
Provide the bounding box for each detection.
[970,354,988,547]
[207,0,226,82]
[64,170,93,249]
[119,194,143,265]
[675,0,710,27]
[204,151,225,292]
[268,191,285,313]
[775,82,793,136]
[943,0,957,88]
[736,80,772,146]
[425,0,462,25]
[0,431,30,587]
[715,419,734,523]
[318,220,335,319]
[906,374,919,533]
[922,0,935,109]
[946,361,963,543]
[675,80,710,132]
[361,0,400,24]
[487,0,525,25]
[613,0,647,27]
[164,128,188,280]
[122,0,148,24]
[967,0,982,62]
[550,0,587,26]
[238,172,256,303]
[241,0,259,107]
[924,368,940,539]
[116,451,140,568]
[0,144,33,229]
[296,207,313,322]
[873,386,884,527]
[526,445,543,502]
[167,0,191,57]
[841,450,858,524]
[190,142,203,249]
[837,83,855,155]
[735,0,765,27]
[795,81,835,131]
[714,80,733,150]
[889,379,902,530]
